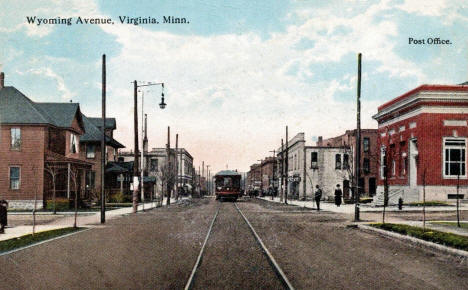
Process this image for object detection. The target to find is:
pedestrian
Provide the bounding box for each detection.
[0,200,8,234]
[334,184,343,207]
[314,185,322,211]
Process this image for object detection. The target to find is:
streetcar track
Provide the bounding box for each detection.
[234,202,295,290]
[184,205,220,290]
[184,201,295,290]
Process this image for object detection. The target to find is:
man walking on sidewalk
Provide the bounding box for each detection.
[314,185,322,211]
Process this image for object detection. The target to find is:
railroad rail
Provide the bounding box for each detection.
[184,202,295,290]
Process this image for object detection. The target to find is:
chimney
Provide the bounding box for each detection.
[0,72,4,89]
[317,136,323,146]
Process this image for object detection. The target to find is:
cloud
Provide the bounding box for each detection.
[2,0,465,171]
[27,67,75,100]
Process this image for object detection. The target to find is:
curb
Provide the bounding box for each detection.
[358,224,468,259]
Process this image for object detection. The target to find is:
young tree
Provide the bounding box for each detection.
[457,173,461,227]
[31,165,38,236]
[45,163,61,215]
[422,168,426,231]
[68,164,80,228]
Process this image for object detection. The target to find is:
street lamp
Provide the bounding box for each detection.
[133,81,165,213]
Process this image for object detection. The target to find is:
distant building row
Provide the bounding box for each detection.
[248,81,468,203]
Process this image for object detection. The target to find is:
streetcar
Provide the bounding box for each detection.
[214,170,242,201]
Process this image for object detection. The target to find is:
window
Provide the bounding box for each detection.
[363,158,370,173]
[10,167,20,189]
[86,144,96,158]
[86,171,96,189]
[444,138,466,177]
[311,152,318,169]
[380,146,386,179]
[392,160,396,176]
[70,133,78,154]
[150,159,158,171]
[11,128,21,150]
[343,154,349,170]
[401,156,407,176]
[335,154,341,170]
[363,138,370,152]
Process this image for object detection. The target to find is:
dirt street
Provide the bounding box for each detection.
[0,197,467,289]
[191,201,284,289]
[239,199,468,289]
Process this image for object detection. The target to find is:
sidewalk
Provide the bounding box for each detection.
[258,197,468,237]
[0,197,186,242]
[258,196,468,213]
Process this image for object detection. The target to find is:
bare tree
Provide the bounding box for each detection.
[68,164,80,228]
[31,164,38,236]
[159,161,176,206]
[45,163,61,215]
[422,168,426,231]
[457,173,461,227]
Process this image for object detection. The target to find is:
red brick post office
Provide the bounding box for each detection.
[373,83,468,204]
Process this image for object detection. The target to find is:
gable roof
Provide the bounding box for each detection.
[0,86,83,130]
[88,117,116,130]
[81,115,125,148]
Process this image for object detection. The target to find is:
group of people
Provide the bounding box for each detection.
[313,184,343,211]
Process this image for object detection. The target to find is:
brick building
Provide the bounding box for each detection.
[373,83,468,203]
[0,74,92,208]
[79,116,124,198]
[317,129,379,197]
[246,163,261,192]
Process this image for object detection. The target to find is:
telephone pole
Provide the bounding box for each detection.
[132,80,139,213]
[280,139,284,202]
[175,133,179,200]
[100,54,106,223]
[285,126,289,204]
[166,126,171,205]
[354,53,362,222]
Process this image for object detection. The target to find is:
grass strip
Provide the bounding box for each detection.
[371,223,468,251]
[0,227,83,253]
[431,221,468,229]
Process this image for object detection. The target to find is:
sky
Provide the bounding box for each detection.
[1,0,467,173]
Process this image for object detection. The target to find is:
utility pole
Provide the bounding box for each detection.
[175,133,179,200]
[285,126,289,204]
[198,165,201,196]
[354,53,362,222]
[281,139,284,202]
[206,165,210,195]
[166,126,171,205]
[101,54,106,223]
[132,80,139,213]
[202,161,205,196]
[303,144,307,201]
[140,95,146,212]
[269,150,276,200]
